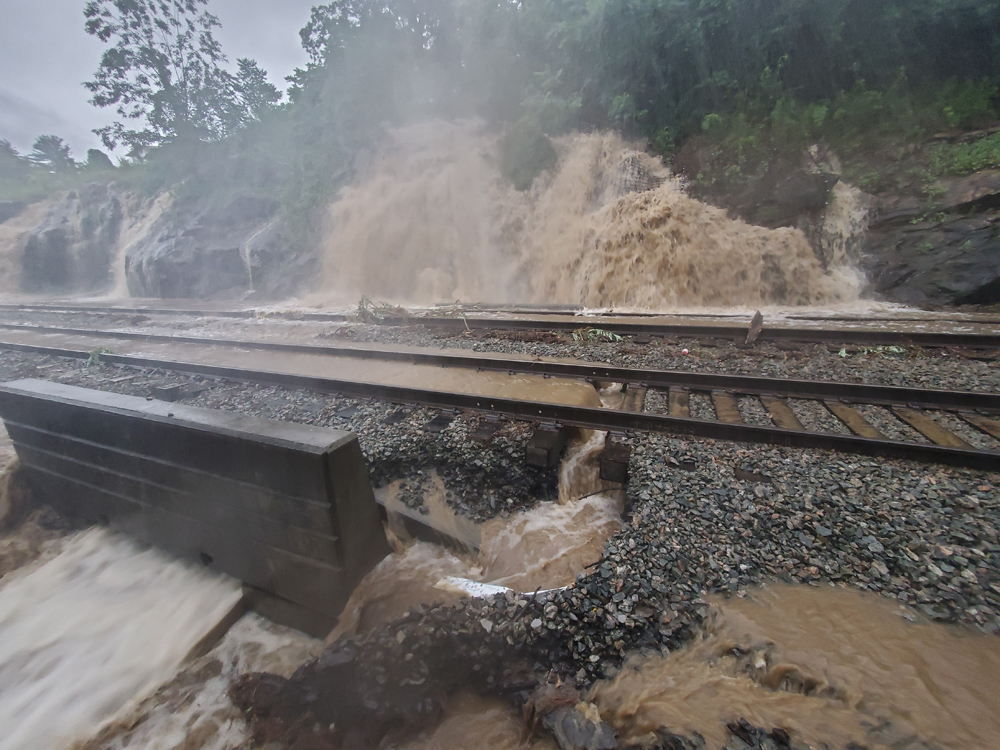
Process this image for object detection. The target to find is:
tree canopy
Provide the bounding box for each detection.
[28,135,76,173]
[83,0,281,152]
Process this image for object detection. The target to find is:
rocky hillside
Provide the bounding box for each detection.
[0,185,312,300]
[680,128,1000,309]
[1,141,999,308]
[865,168,1000,307]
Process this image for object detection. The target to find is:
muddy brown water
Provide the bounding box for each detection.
[393,585,1000,750]
[595,584,1000,750]
[333,428,625,640]
[394,690,557,750]
[311,123,860,307]
[328,393,1000,750]
[0,358,995,749]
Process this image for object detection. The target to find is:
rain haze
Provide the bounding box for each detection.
[0,2,999,750]
[0,0,316,156]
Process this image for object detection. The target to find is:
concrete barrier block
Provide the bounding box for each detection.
[0,379,390,633]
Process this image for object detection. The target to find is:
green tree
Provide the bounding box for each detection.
[85,148,117,170]
[29,135,77,173]
[0,140,32,182]
[83,0,281,152]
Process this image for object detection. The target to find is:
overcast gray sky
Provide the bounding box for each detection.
[0,0,317,157]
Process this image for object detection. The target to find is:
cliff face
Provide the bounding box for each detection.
[0,184,310,300]
[123,195,310,300]
[0,184,124,296]
[863,171,1000,308]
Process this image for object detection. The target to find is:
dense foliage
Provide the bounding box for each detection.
[83,0,281,152]
[4,1,1000,223]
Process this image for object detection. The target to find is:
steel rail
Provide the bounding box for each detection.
[0,337,997,471]
[1,322,998,413]
[434,303,1000,325]
[0,303,998,347]
[371,315,1000,347]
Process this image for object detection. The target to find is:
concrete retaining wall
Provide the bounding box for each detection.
[0,379,390,635]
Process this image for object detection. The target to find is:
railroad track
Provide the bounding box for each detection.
[0,323,998,470]
[1,302,999,348]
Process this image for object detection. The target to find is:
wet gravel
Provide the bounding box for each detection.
[0,351,556,522]
[1,333,999,749]
[737,396,772,426]
[853,403,931,443]
[689,392,715,421]
[788,399,851,434]
[929,409,1000,451]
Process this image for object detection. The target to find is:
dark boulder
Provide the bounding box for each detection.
[864,212,1000,307]
[735,166,840,228]
[23,228,71,291]
[124,195,286,299]
[20,182,122,293]
[242,217,316,299]
[543,703,617,750]
[681,144,841,231]
[864,172,1000,307]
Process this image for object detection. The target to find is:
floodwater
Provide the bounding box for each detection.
[0,372,994,750]
[313,122,861,307]
[333,427,625,640]
[394,690,557,750]
[73,613,321,750]
[389,584,1000,750]
[593,584,1000,750]
[0,529,241,750]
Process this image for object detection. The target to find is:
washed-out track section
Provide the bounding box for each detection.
[1,301,1000,348]
[0,322,999,470]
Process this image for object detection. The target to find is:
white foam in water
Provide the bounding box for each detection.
[0,528,242,750]
[99,613,322,750]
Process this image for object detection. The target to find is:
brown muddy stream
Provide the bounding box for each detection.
[594,584,1000,750]
[393,585,1000,750]
[0,379,997,750]
[333,425,626,639]
[327,394,1000,750]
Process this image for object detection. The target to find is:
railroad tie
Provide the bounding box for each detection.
[622,386,647,413]
[760,395,804,431]
[668,388,690,418]
[961,413,1000,441]
[711,391,743,423]
[822,401,885,439]
[891,407,972,449]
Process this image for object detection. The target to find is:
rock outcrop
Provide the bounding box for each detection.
[680,137,1000,308]
[124,195,310,299]
[19,183,122,294]
[678,142,842,232]
[864,171,1000,307]
[0,185,312,301]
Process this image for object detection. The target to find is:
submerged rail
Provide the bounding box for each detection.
[0,303,998,347]
[0,329,998,471]
[0,322,998,411]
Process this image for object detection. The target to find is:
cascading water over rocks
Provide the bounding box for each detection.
[316,121,863,308]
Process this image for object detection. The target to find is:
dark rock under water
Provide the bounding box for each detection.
[864,170,1000,307]
[125,194,310,299]
[20,183,121,294]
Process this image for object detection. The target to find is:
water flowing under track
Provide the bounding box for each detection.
[0,324,997,469]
